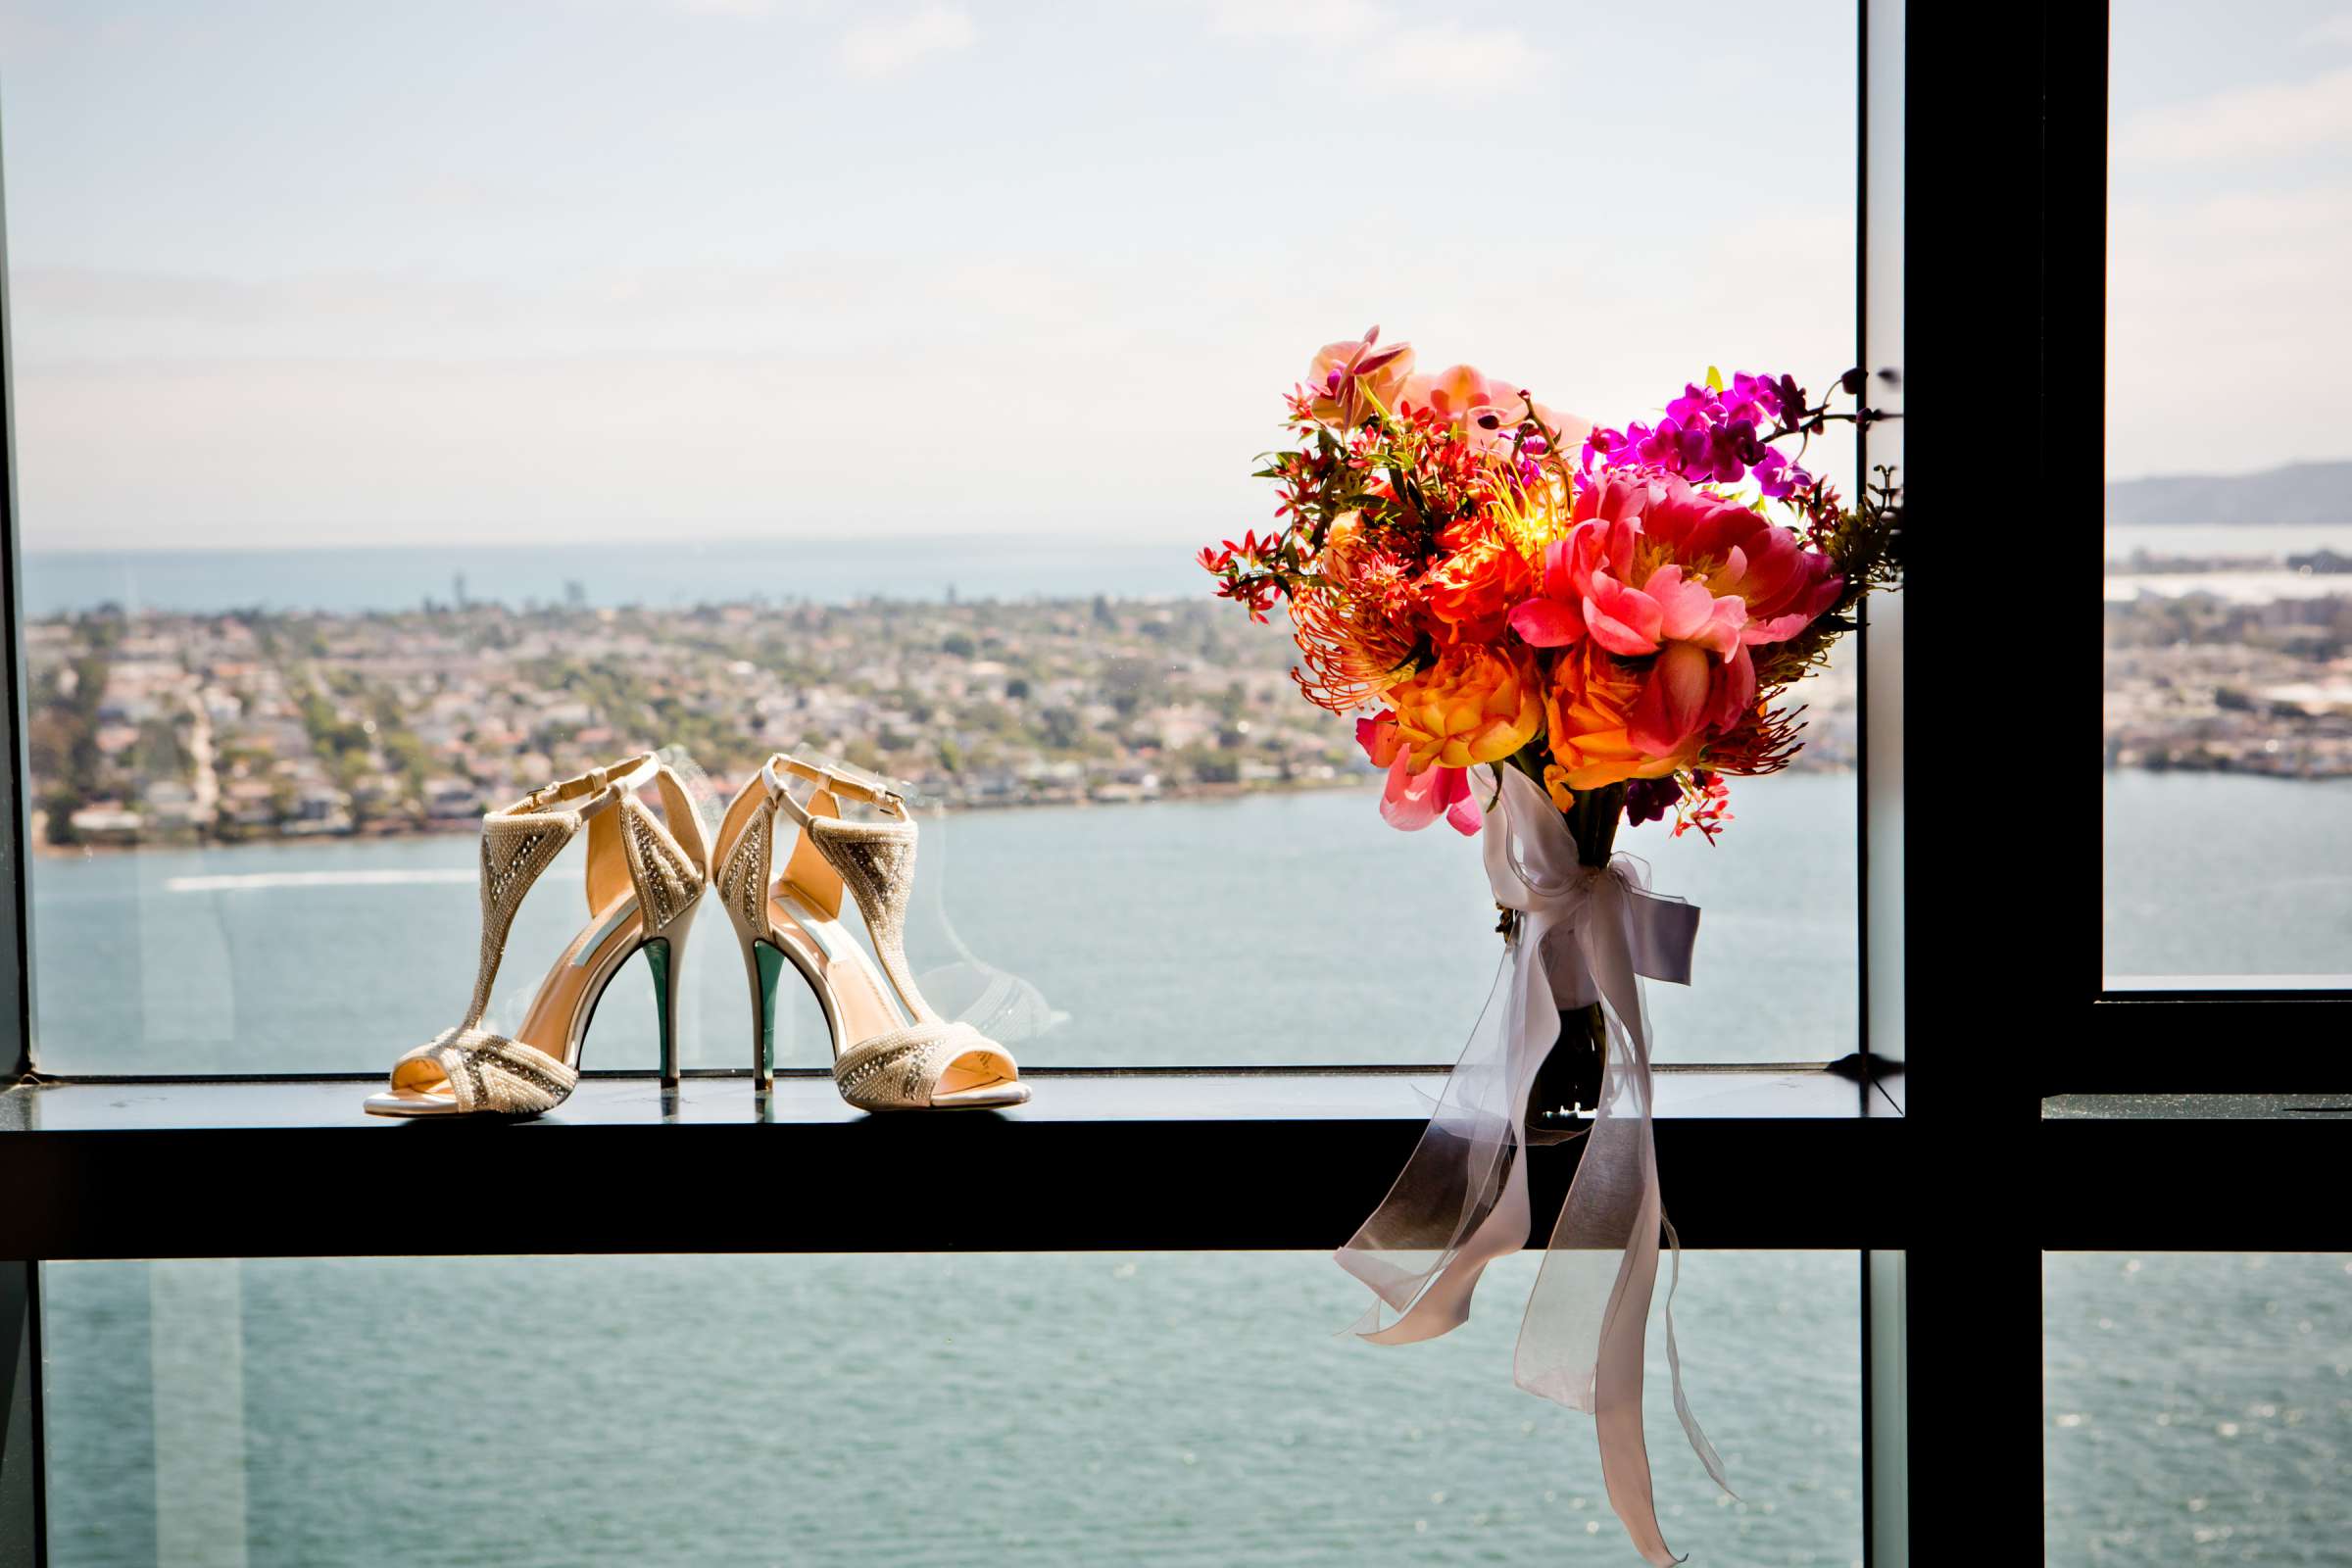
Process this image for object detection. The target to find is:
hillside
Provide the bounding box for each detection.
[2106,461,2352,525]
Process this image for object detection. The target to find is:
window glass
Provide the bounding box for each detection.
[7,1,1857,1068]
[2104,3,2352,987]
[43,1250,1860,1564]
[2045,1252,2352,1562]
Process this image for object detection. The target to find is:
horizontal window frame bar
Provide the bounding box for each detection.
[2056,997,2352,1094]
[10,1059,1848,1088]
[1,1070,1901,1259]
[2041,1114,2352,1249]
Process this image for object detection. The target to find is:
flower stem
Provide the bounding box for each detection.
[1530,781,1622,1122]
[1565,782,1625,869]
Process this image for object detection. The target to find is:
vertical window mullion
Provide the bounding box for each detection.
[0,105,34,1086]
[1862,1249,1907,1568]
[1,1259,45,1568]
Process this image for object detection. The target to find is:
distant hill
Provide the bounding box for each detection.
[2106,461,2352,525]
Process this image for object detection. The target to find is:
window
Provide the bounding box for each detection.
[2,3,1944,1565]
[4,0,1863,1074]
[2065,2,2352,1091]
[2102,2,2352,992]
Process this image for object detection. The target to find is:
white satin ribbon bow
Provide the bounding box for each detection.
[1336,764,1731,1565]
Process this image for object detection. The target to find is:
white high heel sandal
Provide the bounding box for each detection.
[366,753,710,1117]
[710,753,1029,1111]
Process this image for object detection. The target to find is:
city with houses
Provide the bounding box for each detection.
[25,593,1868,850]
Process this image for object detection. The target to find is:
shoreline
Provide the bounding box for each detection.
[28,773,1386,858]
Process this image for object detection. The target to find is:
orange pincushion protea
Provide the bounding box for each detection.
[1705,700,1806,776]
[1290,512,1423,713]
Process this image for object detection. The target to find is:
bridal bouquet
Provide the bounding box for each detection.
[1199,328,1900,1567]
[1199,327,1899,848]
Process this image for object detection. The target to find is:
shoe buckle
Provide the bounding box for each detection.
[823,761,903,808]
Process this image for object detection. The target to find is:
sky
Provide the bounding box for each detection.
[2108,2,2352,482]
[0,0,1861,551]
[2,2,2327,552]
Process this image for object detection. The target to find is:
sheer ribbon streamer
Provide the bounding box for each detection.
[1335,764,1732,1565]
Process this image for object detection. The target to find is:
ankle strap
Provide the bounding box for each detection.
[760,753,908,818]
[502,752,662,819]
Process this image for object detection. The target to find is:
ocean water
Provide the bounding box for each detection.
[26,778,1861,1076]
[31,766,2349,1080]
[2103,772,2352,986]
[41,1251,1863,1568]
[2104,522,2352,603]
[2045,1253,2352,1566]
[2106,523,2352,562]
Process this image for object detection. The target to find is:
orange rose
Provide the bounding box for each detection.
[1388,643,1544,771]
[1420,517,1534,645]
[1544,644,1696,791]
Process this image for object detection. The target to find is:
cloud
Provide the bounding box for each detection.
[2115,66,2352,163]
[2305,13,2352,45]
[6,220,1858,550]
[1200,2,1544,98]
[1356,23,1544,93]
[837,3,974,78]
[1204,0,1385,41]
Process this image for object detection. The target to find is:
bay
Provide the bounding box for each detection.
[2045,1253,2352,1566]
[42,1250,1862,1567]
[27,777,1860,1075]
[2104,522,2352,603]
[2104,771,2352,987]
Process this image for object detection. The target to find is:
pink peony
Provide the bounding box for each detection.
[1506,472,1841,760]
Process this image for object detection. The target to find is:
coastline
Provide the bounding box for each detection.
[27,772,1385,858]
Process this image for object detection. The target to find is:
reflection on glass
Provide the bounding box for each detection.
[2104,5,2352,987]
[44,1251,1858,1566]
[2045,1253,2352,1563]
[6,1,1856,1068]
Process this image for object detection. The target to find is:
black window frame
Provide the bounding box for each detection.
[2051,4,2352,1096]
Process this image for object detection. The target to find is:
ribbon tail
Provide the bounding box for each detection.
[1335,926,1556,1343]
[1662,1214,1735,1498]
[1595,1171,1679,1566]
[1513,877,1726,1566]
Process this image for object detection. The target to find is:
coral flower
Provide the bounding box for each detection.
[1544,643,1698,792]
[1358,712,1482,835]
[1386,644,1544,772]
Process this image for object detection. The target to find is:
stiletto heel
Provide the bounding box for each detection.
[366,752,711,1117]
[710,752,1028,1111]
[741,931,788,1092]
[650,902,700,1089]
